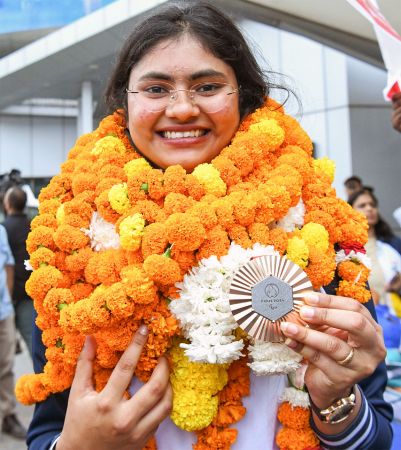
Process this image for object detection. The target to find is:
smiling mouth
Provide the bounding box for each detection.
[160,130,208,139]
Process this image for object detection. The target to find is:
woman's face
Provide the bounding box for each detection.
[352,193,379,227]
[127,34,240,172]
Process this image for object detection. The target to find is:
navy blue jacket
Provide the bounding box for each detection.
[27,298,393,450]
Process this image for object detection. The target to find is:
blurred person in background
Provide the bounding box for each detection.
[3,186,34,357]
[0,223,26,440]
[344,175,363,201]
[349,188,401,314]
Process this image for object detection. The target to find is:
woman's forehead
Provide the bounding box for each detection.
[129,35,235,83]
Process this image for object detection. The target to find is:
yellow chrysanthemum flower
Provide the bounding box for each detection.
[313,157,335,182]
[108,183,130,214]
[56,204,65,225]
[300,222,329,253]
[192,163,226,197]
[170,344,228,431]
[91,135,126,155]
[124,158,152,179]
[286,236,309,269]
[249,118,285,148]
[119,213,146,251]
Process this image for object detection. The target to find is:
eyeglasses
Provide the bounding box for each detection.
[126,81,238,113]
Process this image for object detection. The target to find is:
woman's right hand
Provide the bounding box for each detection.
[56,325,172,450]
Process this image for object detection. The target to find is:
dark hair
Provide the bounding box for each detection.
[344,175,362,188]
[105,0,278,119]
[5,186,27,212]
[348,188,395,241]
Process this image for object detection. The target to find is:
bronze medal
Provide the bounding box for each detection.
[229,254,313,342]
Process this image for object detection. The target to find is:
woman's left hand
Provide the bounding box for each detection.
[281,292,386,409]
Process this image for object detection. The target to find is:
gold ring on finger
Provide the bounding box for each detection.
[337,347,354,367]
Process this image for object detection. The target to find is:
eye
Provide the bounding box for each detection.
[193,82,225,96]
[142,85,172,98]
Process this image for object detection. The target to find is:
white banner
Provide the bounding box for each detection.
[346,0,401,100]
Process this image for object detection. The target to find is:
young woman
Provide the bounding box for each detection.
[26,2,391,449]
[350,188,401,308]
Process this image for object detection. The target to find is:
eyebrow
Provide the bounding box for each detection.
[137,69,228,82]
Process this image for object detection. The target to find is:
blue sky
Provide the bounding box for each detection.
[0,0,117,33]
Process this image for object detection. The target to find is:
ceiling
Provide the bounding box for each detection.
[0,0,400,114]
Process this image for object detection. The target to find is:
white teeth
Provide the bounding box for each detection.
[162,130,205,139]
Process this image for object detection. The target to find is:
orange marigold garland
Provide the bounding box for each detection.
[16,100,371,450]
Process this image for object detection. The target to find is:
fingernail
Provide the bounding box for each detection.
[284,338,298,349]
[83,336,89,350]
[304,293,319,305]
[281,322,298,335]
[300,306,315,319]
[138,324,148,336]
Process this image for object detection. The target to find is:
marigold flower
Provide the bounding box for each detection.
[197,225,230,260]
[337,260,369,285]
[228,225,252,248]
[102,282,136,320]
[95,190,121,224]
[108,182,131,214]
[70,281,94,301]
[247,223,270,245]
[300,222,329,253]
[268,228,288,255]
[71,172,98,196]
[336,280,371,303]
[286,237,309,269]
[212,155,241,187]
[53,225,89,253]
[31,213,58,230]
[65,247,94,272]
[26,265,63,303]
[124,157,152,178]
[184,174,206,200]
[141,222,169,259]
[38,199,61,217]
[43,288,75,324]
[314,157,335,182]
[277,402,310,429]
[118,213,146,251]
[165,213,206,251]
[192,163,227,197]
[143,254,182,285]
[30,247,56,269]
[306,247,336,290]
[92,135,126,155]
[94,178,123,198]
[163,165,187,195]
[85,249,127,286]
[170,345,228,431]
[171,248,197,275]
[187,203,218,230]
[121,266,158,304]
[276,427,319,450]
[131,200,166,224]
[15,374,49,405]
[164,192,195,216]
[26,226,56,254]
[304,210,338,243]
[147,169,165,200]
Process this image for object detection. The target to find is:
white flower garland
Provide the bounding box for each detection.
[276,198,305,232]
[335,249,372,270]
[82,212,120,252]
[170,242,301,375]
[280,387,310,408]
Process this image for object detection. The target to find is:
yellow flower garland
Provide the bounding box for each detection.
[16,98,370,450]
